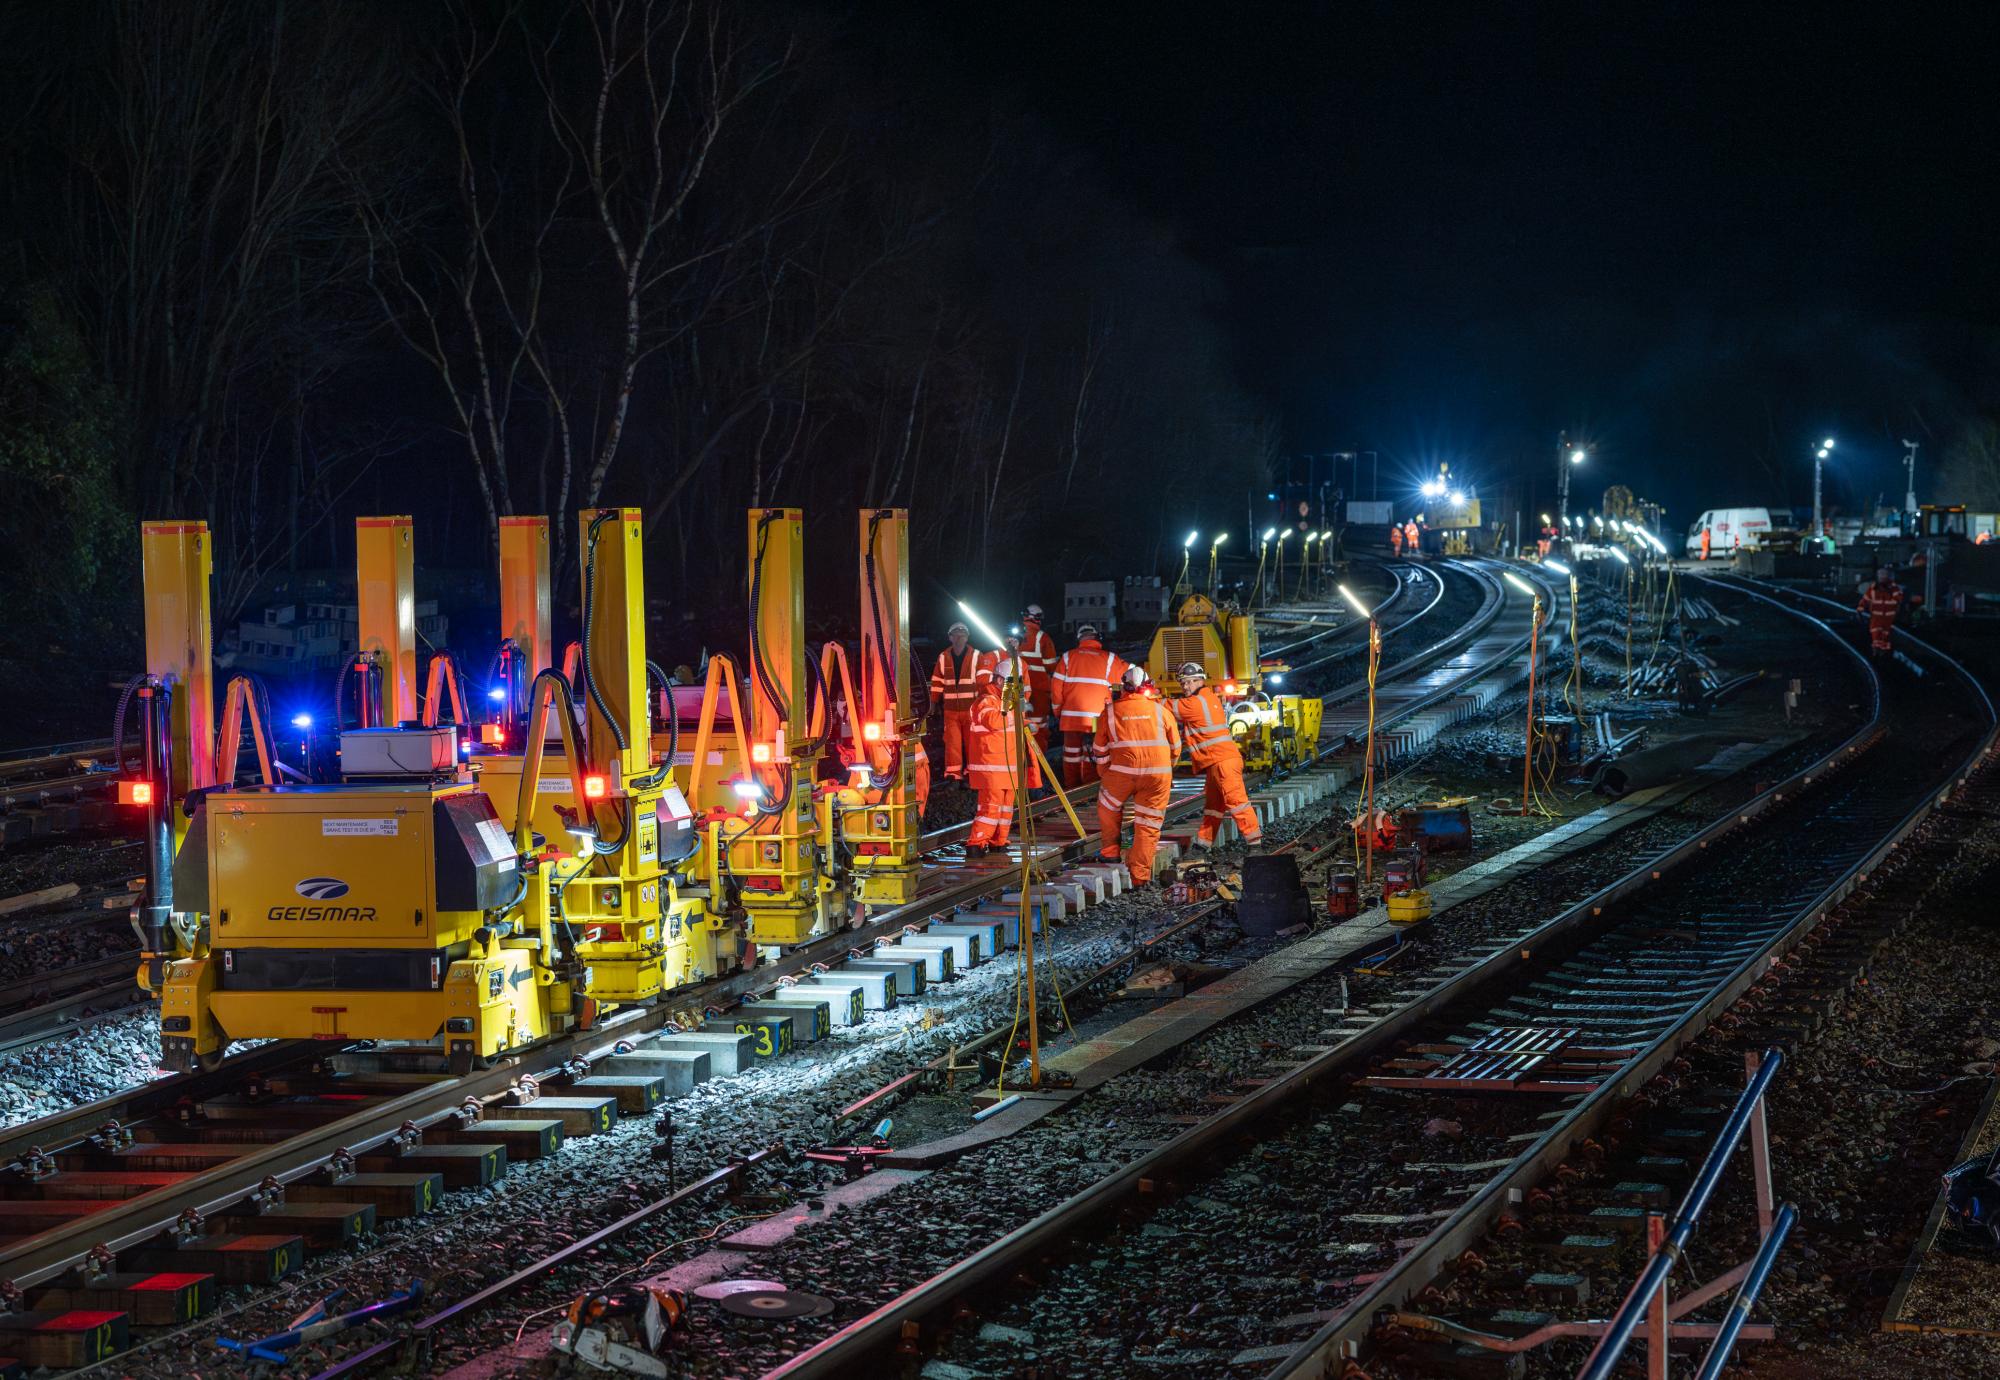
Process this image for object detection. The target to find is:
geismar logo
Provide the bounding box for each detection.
[295,877,351,900]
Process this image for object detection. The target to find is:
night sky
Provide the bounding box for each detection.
[873,2,2000,527]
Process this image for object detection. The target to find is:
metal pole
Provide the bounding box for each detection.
[1557,433,1571,528]
[1691,1204,1798,1380]
[1812,454,1822,543]
[138,679,176,957]
[1578,1047,1787,1380]
[1363,619,1378,884]
[1521,598,1540,813]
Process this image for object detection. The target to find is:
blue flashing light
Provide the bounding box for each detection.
[487,687,507,702]
[1266,492,1278,501]
[291,713,313,730]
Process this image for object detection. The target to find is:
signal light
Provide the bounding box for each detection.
[750,742,773,764]
[119,780,153,806]
[1223,682,1240,696]
[582,774,608,800]
[862,721,882,742]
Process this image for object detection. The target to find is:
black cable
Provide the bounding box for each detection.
[633,659,678,790]
[579,511,628,755]
[109,673,148,772]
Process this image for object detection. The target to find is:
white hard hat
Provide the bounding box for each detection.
[1024,603,1044,620]
[948,621,969,636]
[1122,665,1148,690]
[1076,623,1098,640]
[990,657,1020,682]
[1178,661,1207,681]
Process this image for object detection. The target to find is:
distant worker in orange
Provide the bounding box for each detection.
[1389,521,1404,558]
[1699,524,1711,561]
[1403,518,1421,558]
[1170,662,1262,853]
[966,656,1037,854]
[1094,666,1181,885]
[1857,567,1905,660]
[1017,604,1057,748]
[1052,623,1130,787]
[929,621,985,781]
[910,739,931,817]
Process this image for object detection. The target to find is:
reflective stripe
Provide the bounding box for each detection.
[1105,737,1170,749]
[1106,763,1172,776]
[1053,672,1112,686]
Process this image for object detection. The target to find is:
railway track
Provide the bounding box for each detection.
[0,562,1545,1373]
[728,575,1993,1380]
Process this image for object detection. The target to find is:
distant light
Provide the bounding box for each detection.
[582,774,609,800]
[1608,546,1631,565]
[1008,624,1021,636]
[1569,449,1587,464]
[1261,527,1277,542]
[1223,682,1240,695]
[1504,572,1538,598]
[291,713,313,729]
[1184,530,1200,549]
[1266,492,1277,501]
[1644,531,1669,553]
[1592,515,1604,528]
[1277,530,1292,543]
[487,687,506,703]
[1822,437,1835,450]
[1544,559,1571,575]
[1540,513,1551,525]
[1816,448,1829,460]
[1338,583,1372,619]
[1448,490,1464,506]
[1269,673,1285,685]
[459,737,471,758]
[732,778,766,801]
[1320,529,1333,540]
[1211,532,1229,547]
[1303,532,1319,545]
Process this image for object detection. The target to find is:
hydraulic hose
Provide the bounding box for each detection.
[579,510,628,755]
[633,659,678,791]
[109,672,149,771]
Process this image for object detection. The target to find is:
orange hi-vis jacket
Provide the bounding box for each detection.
[1052,639,1130,734]
[1171,686,1241,770]
[1018,621,1057,702]
[968,688,1040,792]
[929,645,987,714]
[1092,691,1181,778]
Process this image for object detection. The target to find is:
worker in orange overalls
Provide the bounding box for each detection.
[966,657,1037,854]
[1403,519,1421,558]
[1699,525,1711,561]
[1052,624,1129,788]
[1094,666,1181,885]
[929,621,986,781]
[1389,522,1404,558]
[1170,662,1262,853]
[1857,567,1904,659]
[1017,604,1057,749]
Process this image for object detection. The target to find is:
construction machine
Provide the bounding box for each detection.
[1145,592,1322,774]
[124,507,922,1073]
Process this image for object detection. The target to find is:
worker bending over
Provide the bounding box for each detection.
[1017,604,1056,748]
[1858,567,1905,660]
[929,621,987,781]
[1094,666,1180,885]
[966,657,1037,854]
[1052,623,1129,787]
[1170,662,1262,852]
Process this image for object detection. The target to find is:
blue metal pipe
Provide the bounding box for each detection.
[1691,1203,1797,1380]
[1577,1047,1785,1380]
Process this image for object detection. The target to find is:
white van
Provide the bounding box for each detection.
[1685,508,1772,558]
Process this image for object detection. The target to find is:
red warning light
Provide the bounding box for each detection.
[479,723,505,746]
[862,721,883,742]
[119,780,154,806]
[750,742,773,764]
[582,774,608,800]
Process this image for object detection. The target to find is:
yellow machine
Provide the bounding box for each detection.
[1145,593,1322,774]
[130,505,916,1072]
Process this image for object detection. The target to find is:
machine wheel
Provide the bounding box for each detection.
[196,1047,225,1073]
[448,1046,492,1077]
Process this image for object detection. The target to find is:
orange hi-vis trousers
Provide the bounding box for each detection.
[1062,731,1100,787]
[1097,772,1172,884]
[1199,759,1262,845]
[941,711,972,780]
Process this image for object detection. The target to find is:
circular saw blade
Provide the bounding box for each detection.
[693,1278,787,1302]
[718,1289,834,1320]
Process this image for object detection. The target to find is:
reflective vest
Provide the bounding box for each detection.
[1172,686,1241,770]
[968,691,1037,790]
[1093,693,1179,776]
[930,645,986,713]
[1859,583,1904,621]
[1018,623,1057,697]
[1052,640,1129,730]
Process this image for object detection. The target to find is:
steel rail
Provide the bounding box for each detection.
[1262,574,1997,1378]
[755,573,1973,1380]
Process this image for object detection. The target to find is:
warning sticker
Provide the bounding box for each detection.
[322,818,398,837]
[475,818,518,865]
[537,777,573,794]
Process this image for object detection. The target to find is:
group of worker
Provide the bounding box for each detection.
[925,609,1261,885]
[1388,518,1424,558]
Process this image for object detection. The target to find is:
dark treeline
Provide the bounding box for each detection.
[0,0,1273,708]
